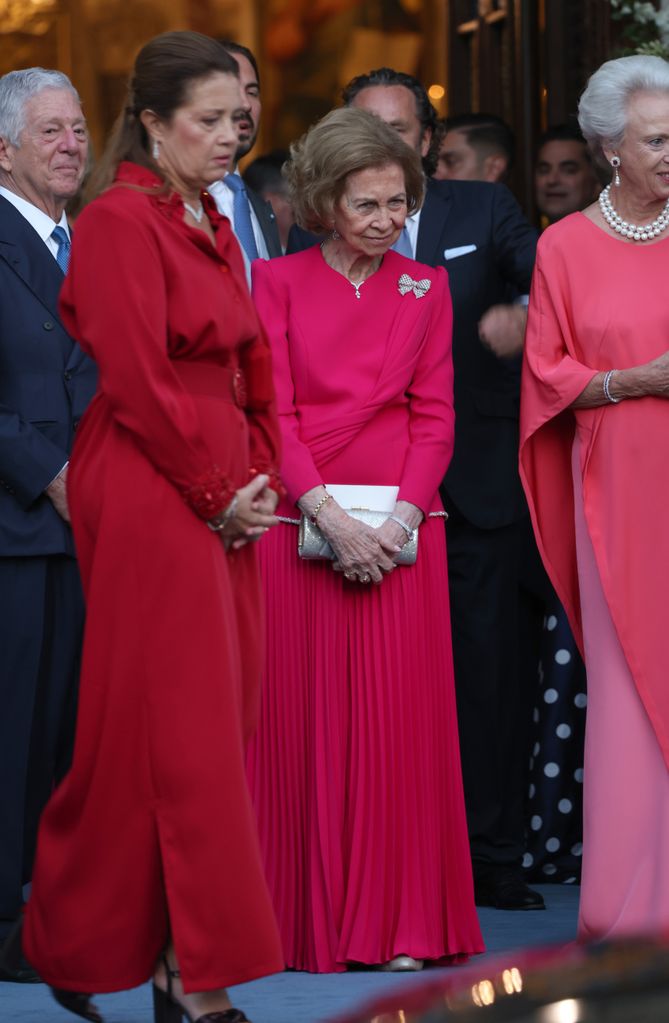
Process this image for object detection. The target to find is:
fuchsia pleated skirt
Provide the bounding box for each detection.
[247,516,484,973]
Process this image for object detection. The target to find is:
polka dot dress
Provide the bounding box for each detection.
[524,597,587,883]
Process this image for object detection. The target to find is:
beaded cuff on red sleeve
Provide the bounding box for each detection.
[182,469,236,520]
[249,465,286,499]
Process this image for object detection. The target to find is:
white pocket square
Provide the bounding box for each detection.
[444,244,477,260]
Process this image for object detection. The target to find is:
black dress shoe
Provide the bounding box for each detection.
[0,919,41,983]
[0,959,41,983]
[474,869,546,910]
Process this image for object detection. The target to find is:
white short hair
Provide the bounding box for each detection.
[578,55,669,154]
[0,68,80,147]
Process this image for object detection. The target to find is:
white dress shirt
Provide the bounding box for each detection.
[208,174,270,289]
[0,186,70,260]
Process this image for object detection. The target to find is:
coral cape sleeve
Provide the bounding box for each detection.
[519,236,596,650]
[520,224,669,769]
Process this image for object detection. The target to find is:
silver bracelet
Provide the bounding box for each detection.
[207,494,238,532]
[388,514,414,541]
[603,369,621,404]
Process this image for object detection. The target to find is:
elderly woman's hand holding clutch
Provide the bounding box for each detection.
[299,486,398,584]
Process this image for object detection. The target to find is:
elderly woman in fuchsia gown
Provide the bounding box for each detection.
[246,107,483,973]
[521,55,669,941]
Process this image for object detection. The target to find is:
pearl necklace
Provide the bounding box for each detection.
[598,184,669,242]
[183,199,204,223]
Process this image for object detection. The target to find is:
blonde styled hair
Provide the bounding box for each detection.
[286,107,425,232]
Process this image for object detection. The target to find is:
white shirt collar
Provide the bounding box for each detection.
[0,186,69,243]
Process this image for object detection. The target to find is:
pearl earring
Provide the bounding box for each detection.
[611,155,621,187]
[152,139,160,161]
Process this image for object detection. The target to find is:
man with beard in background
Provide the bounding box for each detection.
[209,41,282,284]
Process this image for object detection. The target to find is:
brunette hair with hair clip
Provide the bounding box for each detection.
[85,31,238,201]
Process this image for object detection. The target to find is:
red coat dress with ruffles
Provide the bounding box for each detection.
[23,163,284,994]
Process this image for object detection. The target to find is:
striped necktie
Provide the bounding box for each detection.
[51,226,71,274]
[223,173,259,262]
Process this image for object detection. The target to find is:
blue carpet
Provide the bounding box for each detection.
[0,885,578,1022]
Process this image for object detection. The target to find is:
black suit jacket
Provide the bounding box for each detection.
[287,178,537,528]
[0,195,97,556]
[247,186,283,258]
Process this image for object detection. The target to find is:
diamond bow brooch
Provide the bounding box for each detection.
[398,273,431,299]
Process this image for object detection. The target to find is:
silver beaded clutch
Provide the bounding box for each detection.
[298,508,418,565]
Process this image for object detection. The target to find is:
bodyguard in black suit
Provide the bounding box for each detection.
[289,68,543,909]
[0,68,96,973]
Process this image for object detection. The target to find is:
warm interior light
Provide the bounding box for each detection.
[428,84,446,101]
[0,0,58,34]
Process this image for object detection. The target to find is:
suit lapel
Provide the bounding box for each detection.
[247,187,283,258]
[0,195,66,325]
[416,180,454,265]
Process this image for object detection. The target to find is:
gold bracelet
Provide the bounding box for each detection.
[310,491,332,524]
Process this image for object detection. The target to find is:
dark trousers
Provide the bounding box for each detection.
[0,555,83,939]
[443,504,544,872]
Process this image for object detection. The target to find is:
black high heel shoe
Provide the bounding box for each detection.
[152,957,250,1023]
[51,988,104,1022]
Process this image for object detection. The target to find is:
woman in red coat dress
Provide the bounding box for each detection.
[22,32,284,1023]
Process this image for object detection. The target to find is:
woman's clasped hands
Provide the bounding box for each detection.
[209,473,279,551]
[316,498,418,585]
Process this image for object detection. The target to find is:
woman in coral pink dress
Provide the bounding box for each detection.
[22,33,283,1023]
[246,107,483,973]
[521,56,669,941]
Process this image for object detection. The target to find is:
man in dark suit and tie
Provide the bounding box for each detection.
[0,67,96,978]
[209,41,282,284]
[288,68,543,910]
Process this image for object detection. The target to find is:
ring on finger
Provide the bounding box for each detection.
[360,573,371,583]
[344,571,355,581]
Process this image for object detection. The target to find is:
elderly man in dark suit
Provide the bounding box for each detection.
[0,67,96,979]
[288,68,543,911]
[209,41,282,285]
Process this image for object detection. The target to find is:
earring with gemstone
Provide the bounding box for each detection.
[611,155,621,187]
[332,227,340,240]
[152,138,160,161]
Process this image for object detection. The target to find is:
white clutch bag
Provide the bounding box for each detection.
[298,485,418,566]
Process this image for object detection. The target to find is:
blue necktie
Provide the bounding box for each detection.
[392,225,413,259]
[224,173,259,262]
[51,225,71,274]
